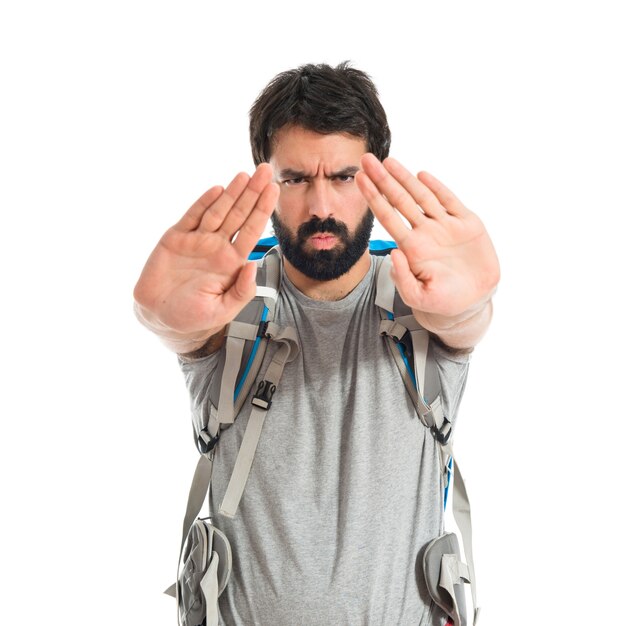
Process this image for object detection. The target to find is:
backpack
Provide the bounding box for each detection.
[166,239,480,626]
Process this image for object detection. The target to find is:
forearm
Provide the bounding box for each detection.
[414,295,494,352]
[133,302,225,355]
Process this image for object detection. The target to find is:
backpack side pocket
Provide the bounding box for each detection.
[423,532,470,626]
[177,519,232,626]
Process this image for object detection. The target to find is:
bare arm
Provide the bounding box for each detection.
[133,164,278,354]
[133,301,227,356]
[356,155,500,351]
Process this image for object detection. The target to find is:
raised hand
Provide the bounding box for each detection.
[133,164,278,341]
[356,155,500,337]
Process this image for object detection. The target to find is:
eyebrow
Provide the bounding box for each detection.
[277,166,360,180]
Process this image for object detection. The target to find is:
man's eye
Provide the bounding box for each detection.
[283,177,306,186]
[334,175,355,183]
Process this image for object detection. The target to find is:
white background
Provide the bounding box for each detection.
[1,1,624,624]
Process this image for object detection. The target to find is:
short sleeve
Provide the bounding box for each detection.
[430,339,471,427]
[177,352,222,440]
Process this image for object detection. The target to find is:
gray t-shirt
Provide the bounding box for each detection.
[180,255,470,626]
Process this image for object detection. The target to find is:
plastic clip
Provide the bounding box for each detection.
[251,380,276,410]
[196,427,220,454]
[434,417,452,445]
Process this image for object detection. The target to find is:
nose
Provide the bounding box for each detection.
[307,179,333,219]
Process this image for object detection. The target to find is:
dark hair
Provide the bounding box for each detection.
[249,61,391,165]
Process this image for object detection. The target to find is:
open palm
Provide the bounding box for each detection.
[356,155,500,321]
[134,164,278,335]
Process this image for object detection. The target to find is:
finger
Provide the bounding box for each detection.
[174,185,224,232]
[197,172,251,233]
[220,163,275,238]
[383,158,447,219]
[232,182,279,258]
[389,248,425,309]
[355,170,412,245]
[359,154,427,229]
[417,171,468,217]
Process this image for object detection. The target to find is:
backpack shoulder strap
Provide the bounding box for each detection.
[375,254,451,442]
[196,247,282,454]
[374,253,480,623]
[200,245,300,518]
[167,247,291,596]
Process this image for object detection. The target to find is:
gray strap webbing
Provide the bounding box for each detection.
[379,318,434,429]
[444,445,480,625]
[164,582,176,598]
[227,321,260,341]
[393,313,421,333]
[164,453,215,598]
[217,322,260,424]
[430,395,450,441]
[217,337,243,424]
[218,403,267,518]
[439,553,470,626]
[379,310,448,435]
[181,454,214,552]
[374,257,432,429]
[199,552,220,626]
[374,252,479,622]
[409,328,429,400]
[256,286,277,301]
[259,247,281,315]
[204,405,221,464]
[219,326,300,518]
[374,254,396,312]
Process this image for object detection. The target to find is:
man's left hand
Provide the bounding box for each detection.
[356,154,500,340]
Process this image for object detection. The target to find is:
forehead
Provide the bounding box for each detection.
[269,126,367,170]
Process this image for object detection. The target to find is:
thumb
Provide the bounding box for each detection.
[390,248,424,309]
[222,261,257,313]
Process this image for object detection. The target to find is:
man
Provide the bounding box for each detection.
[134,62,499,625]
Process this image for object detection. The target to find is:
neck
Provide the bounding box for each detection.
[283,252,371,301]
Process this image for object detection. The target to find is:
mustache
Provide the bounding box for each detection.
[296,217,349,242]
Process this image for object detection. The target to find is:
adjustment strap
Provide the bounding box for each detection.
[378,318,408,341]
[439,553,470,626]
[443,444,480,624]
[200,551,220,626]
[219,327,300,517]
[259,246,282,315]
[430,395,451,442]
[256,286,277,301]
[374,254,396,312]
[180,454,214,552]
[379,313,450,442]
[409,327,429,401]
[217,322,260,424]
[379,318,433,429]
[386,314,428,399]
[197,403,221,455]
[164,452,216,598]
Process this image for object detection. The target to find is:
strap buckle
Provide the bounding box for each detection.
[196,427,220,454]
[251,380,276,410]
[433,416,452,445]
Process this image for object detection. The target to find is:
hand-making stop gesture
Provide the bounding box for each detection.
[133,164,278,347]
[356,155,500,343]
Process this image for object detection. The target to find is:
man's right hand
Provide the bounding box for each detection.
[133,164,278,348]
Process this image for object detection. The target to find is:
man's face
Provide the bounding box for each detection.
[269,126,374,281]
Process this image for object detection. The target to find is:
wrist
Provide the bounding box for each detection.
[414,295,494,350]
[133,302,219,353]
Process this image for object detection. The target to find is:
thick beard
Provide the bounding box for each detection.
[271,210,375,281]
